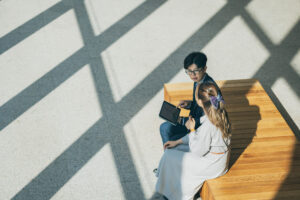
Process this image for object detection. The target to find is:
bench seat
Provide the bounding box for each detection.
[163,79,300,200]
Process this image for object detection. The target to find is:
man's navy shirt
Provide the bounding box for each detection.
[187,73,221,129]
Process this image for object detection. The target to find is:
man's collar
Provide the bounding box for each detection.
[196,73,207,85]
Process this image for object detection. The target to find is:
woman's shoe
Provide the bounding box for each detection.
[153,168,158,177]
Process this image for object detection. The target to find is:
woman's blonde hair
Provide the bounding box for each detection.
[196,82,231,139]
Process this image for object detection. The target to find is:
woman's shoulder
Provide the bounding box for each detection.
[201,116,217,131]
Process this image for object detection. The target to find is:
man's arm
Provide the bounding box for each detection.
[177,100,192,109]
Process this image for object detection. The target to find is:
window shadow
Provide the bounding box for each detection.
[149,1,300,199]
[2,0,299,199]
[1,3,253,199]
[244,9,300,199]
[5,0,168,200]
[194,80,261,200]
[0,0,167,132]
[0,0,73,54]
[220,80,261,169]
[273,144,300,200]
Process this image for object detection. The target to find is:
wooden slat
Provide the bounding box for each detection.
[226,104,277,112]
[201,182,215,200]
[163,79,299,200]
[230,143,297,154]
[229,160,300,171]
[228,111,281,121]
[213,190,300,200]
[210,179,300,189]
[231,119,290,131]
[213,187,300,198]
[230,136,296,149]
[232,127,295,138]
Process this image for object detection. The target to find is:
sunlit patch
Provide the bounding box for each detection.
[202,16,270,80]
[246,0,300,45]
[272,78,300,129]
[169,68,192,83]
[291,49,300,77]
[51,143,124,200]
[0,9,84,107]
[0,65,102,200]
[0,0,61,37]
[123,88,164,198]
[84,0,145,36]
[101,0,226,102]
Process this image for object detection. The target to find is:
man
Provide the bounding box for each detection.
[159,52,220,145]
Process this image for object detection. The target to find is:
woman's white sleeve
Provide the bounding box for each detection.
[189,127,212,156]
[180,130,199,145]
[181,134,189,144]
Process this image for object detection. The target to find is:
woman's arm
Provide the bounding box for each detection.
[185,117,212,156]
[179,116,196,145]
[163,139,183,150]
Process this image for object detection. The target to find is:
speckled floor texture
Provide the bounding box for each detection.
[0,0,299,199]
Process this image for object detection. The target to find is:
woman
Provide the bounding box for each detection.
[155,82,231,200]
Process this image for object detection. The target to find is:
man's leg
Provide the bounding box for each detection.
[159,121,188,145]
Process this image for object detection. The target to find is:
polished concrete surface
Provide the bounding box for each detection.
[0,0,299,199]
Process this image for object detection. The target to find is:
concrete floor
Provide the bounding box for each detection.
[0,0,299,199]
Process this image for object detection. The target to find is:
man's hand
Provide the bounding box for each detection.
[164,140,179,150]
[177,100,190,109]
[185,116,196,130]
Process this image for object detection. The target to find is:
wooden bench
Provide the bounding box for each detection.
[164,79,300,200]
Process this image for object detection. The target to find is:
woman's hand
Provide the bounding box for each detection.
[185,116,196,130]
[164,140,180,150]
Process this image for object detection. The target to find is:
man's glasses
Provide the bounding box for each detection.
[185,68,203,76]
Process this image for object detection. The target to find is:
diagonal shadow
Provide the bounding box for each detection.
[241,9,300,97]
[4,0,298,198]
[251,23,300,97]
[242,12,300,136]
[114,0,252,120]
[10,0,253,199]
[240,8,300,199]
[72,0,145,197]
[0,0,73,55]
[7,0,299,199]
[158,3,300,199]
[0,0,167,131]
[198,8,299,199]
[11,0,168,198]
[1,0,165,199]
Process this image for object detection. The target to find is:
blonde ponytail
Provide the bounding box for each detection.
[218,101,231,139]
[196,83,231,139]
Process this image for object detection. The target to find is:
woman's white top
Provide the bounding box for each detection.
[155,115,231,200]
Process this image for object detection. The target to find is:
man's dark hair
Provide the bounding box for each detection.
[184,52,207,69]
